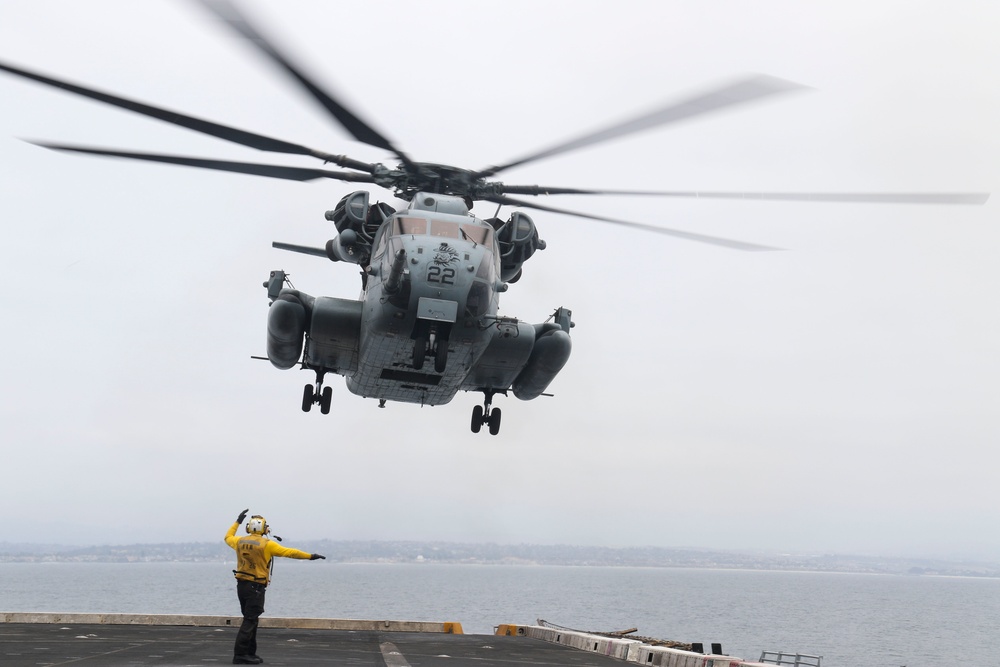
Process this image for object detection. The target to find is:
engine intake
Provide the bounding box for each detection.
[490,211,545,283]
[324,190,396,266]
[326,190,395,243]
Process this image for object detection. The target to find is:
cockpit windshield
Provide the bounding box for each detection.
[458,224,492,246]
[393,217,427,236]
[391,216,493,249]
[430,219,461,239]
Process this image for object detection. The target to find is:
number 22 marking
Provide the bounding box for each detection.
[428,265,455,285]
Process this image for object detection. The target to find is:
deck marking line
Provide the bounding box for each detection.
[379,641,412,667]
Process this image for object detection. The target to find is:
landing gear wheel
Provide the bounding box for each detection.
[413,336,427,369]
[488,407,502,435]
[301,384,314,412]
[434,340,448,373]
[471,405,484,433]
[471,390,502,435]
[320,386,333,414]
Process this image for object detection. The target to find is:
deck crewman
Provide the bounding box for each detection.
[225,509,325,665]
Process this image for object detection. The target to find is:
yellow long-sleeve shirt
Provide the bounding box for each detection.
[225,522,312,585]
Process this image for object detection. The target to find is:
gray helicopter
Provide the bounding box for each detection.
[0,1,988,435]
[262,189,571,436]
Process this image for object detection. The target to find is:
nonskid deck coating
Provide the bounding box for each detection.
[0,622,634,667]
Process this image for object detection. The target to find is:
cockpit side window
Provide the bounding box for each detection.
[371,226,389,261]
[386,236,402,260]
[476,253,495,282]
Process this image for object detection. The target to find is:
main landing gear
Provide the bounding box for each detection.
[471,391,502,435]
[301,371,332,414]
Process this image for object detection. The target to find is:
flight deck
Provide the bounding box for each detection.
[0,617,623,667]
[0,613,767,666]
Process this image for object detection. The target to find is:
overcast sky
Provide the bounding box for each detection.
[0,1,997,560]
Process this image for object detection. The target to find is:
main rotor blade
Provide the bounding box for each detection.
[197,0,415,170]
[476,75,806,179]
[486,195,780,251]
[29,142,377,183]
[495,185,991,205]
[0,59,375,173]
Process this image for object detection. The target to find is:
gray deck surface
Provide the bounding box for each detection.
[0,623,632,666]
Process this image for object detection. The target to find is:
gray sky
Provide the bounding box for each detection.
[1,1,997,560]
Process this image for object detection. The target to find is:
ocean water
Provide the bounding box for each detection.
[1,562,997,667]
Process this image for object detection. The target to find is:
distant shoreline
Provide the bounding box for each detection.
[2,541,998,578]
[4,560,999,580]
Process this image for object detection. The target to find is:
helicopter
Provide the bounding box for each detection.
[0,1,989,436]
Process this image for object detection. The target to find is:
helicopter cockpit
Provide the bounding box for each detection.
[369,214,499,317]
[372,216,496,263]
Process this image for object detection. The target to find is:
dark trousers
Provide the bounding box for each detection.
[235,579,266,657]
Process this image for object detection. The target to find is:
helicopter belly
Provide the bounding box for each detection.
[346,328,475,405]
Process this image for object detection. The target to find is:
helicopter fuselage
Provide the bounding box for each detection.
[349,199,501,405]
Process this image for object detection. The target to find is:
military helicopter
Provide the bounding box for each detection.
[0,1,988,435]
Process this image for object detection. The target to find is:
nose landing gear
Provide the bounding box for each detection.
[301,370,332,414]
[412,321,451,373]
[471,391,502,435]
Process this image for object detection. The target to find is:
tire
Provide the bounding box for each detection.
[471,405,484,433]
[301,384,314,412]
[434,341,448,373]
[320,386,333,414]
[488,407,502,435]
[413,336,426,369]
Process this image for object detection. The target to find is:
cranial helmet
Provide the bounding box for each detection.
[246,515,269,535]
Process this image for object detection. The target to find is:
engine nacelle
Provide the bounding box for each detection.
[490,211,546,283]
[326,190,395,243]
[324,190,396,265]
[327,190,370,237]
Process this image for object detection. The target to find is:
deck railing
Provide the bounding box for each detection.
[759,650,822,667]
